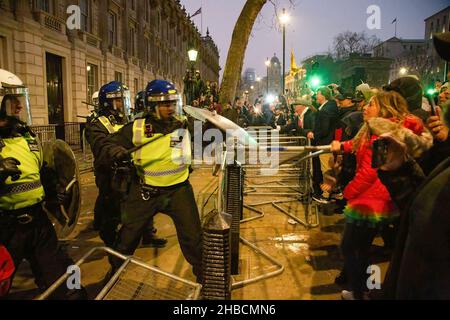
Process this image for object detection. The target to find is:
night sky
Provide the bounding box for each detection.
[180,0,449,80]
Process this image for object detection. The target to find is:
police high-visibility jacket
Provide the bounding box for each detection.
[0,135,45,211]
[132,119,191,187]
[98,116,123,134]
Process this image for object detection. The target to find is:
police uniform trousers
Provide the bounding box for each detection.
[94,172,122,247]
[0,203,78,299]
[111,178,202,280]
[94,173,157,248]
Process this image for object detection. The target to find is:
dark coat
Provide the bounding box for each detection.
[378,157,450,299]
[338,109,363,186]
[280,108,316,136]
[313,100,339,145]
[222,107,239,124]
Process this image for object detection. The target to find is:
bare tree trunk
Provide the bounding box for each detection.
[219,0,267,105]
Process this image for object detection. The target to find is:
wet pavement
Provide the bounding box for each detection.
[8,158,391,300]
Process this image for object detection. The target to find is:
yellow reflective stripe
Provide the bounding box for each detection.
[98,116,116,134]
[133,119,145,166]
[0,137,45,210]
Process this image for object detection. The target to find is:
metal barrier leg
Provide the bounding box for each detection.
[231,236,285,290]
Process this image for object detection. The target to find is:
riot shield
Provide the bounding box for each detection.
[41,139,81,239]
[183,106,258,146]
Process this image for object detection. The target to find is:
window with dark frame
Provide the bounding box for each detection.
[87,63,98,104]
[39,0,50,13]
[130,25,136,57]
[108,11,117,47]
[80,0,90,33]
[134,78,139,96]
[115,71,123,83]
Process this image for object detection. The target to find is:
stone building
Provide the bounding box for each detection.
[372,5,449,85]
[0,0,220,125]
[267,54,282,96]
[424,5,450,83]
[337,53,392,91]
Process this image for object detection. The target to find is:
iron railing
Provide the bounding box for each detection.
[31,122,85,149]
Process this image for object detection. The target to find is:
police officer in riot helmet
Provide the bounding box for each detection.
[85,81,130,244]
[86,82,167,248]
[98,81,131,125]
[0,68,86,299]
[103,79,202,283]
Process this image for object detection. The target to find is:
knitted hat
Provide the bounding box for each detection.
[384,77,423,111]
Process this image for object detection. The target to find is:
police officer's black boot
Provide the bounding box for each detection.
[141,228,168,248]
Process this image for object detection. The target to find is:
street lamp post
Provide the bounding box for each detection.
[280,8,289,96]
[188,48,198,105]
[265,58,270,94]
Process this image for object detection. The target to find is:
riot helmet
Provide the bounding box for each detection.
[0,69,32,126]
[98,81,131,124]
[92,91,99,107]
[134,91,146,116]
[145,80,182,120]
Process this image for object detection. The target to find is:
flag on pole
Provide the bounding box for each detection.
[191,7,202,18]
[391,18,397,24]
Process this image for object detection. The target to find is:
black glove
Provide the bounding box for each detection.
[0,157,21,183]
[111,146,130,163]
[56,184,70,205]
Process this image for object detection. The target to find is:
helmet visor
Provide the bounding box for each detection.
[122,89,132,121]
[107,89,132,124]
[1,87,32,125]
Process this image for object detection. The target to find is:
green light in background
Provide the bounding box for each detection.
[427,88,437,95]
[311,76,321,88]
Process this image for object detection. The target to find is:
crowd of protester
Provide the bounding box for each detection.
[184,33,450,300]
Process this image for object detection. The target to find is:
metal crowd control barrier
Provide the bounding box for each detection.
[36,247,202,300]
[210,149,285,293]
[242,129,320,229]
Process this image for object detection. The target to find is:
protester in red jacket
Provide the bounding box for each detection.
[330,91,432,300]
[0,245,14,298]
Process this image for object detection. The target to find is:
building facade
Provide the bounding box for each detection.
[373,37,426,60]
[372,6,449,85]
[0,0,220,125]
[337,54,393,91]
[424,5,449,83]
[267,54,282,96]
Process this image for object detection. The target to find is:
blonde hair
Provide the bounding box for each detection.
[353,91,410,151]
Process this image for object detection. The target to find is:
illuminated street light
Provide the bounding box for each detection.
[265,58,270,94]
[279,8,290,95]
[256,77,261,82]
[250,85,254,90]
[186,47,199,105]
[188,48,198,62]
[399,67,408,75]
[279,9,290,25]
